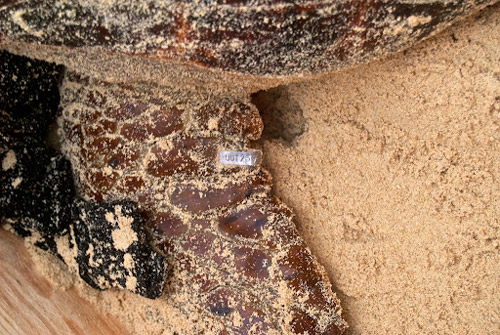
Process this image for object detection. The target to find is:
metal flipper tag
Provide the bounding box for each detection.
[219,151,262,167]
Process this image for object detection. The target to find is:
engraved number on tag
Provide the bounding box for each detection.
[219,151,261,166]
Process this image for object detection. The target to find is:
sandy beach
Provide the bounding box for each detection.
[260,3,500,334]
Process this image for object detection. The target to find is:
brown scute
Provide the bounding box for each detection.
[120,107,183,141]
[85,89,107,108]
[151,212,187,237]
[232,246,271,280]
[85,137,121,163]
[105,101,148,121]
[120,121,148,141]
[83,169,120,197]
[157,237,176,255]
[219,206,268,239]
[171,172,271,214]
[193,102,263,140]
[147,107,184,138]
[290,308,343,335]
[85,119,117,138]
[62,120,83,145]
[107,144,141,170]
[231,304,271,335]
[180,230,207,255]
[146,137,219,177]
[279,244,326,292]
[290,309,319,335]
[204,287,273,334]
[116,175,146,195]
[191,272,218,294]
[205,287,235,317]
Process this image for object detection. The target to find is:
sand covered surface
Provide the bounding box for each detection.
[259,3,500,334]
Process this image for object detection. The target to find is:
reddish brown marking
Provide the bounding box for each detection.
[81,170,120,202]
[265,224,301,249]
[153,212,187,237]
[147,137,218,177]
[85,119,117,138]
[176,252,193,273]
[191,273,218,293]
[205,287,236,317]
[85,90,107,107]
[157,237,176,255]
[121,120,148,141]
[191,219,212,230]
[181,231,215,256]
[120,107,183,140]
[171,173,270,214]
[232,304,271,335]
[193,102,262,140]
[290,309,319,335]
[84,137,121,162]
[205,287,271,334]
[147,107,183,137]
[121,175,146,193]
[233,246,270,280]
[291,307,343,335]
[219,206,268,239]
[62,121,83,145]
[105,101,148,121]
[279,244,327,302]
[105,144,140,169]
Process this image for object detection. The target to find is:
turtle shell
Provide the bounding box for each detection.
[0,0,494,82]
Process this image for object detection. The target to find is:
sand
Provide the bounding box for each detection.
[257,3,500,334]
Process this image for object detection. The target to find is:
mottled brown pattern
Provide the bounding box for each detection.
[0,1,495,77]
[59,72,346,335]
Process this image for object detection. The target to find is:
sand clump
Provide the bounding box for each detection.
[259,4,500,334]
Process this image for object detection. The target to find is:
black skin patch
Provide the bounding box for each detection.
[1,50,169,299]
[72,200,168,299]
[0,145,74,254]
[0,50,71,254]
[0,50,63,138]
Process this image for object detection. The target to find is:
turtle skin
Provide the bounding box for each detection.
[0,50,71,253]
[59,71,347,335]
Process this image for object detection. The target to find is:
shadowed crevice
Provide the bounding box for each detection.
[251,85,306,145]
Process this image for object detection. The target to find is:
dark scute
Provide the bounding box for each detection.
[71,200,168,299]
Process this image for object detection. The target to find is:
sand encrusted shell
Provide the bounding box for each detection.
[0,0,494,86]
